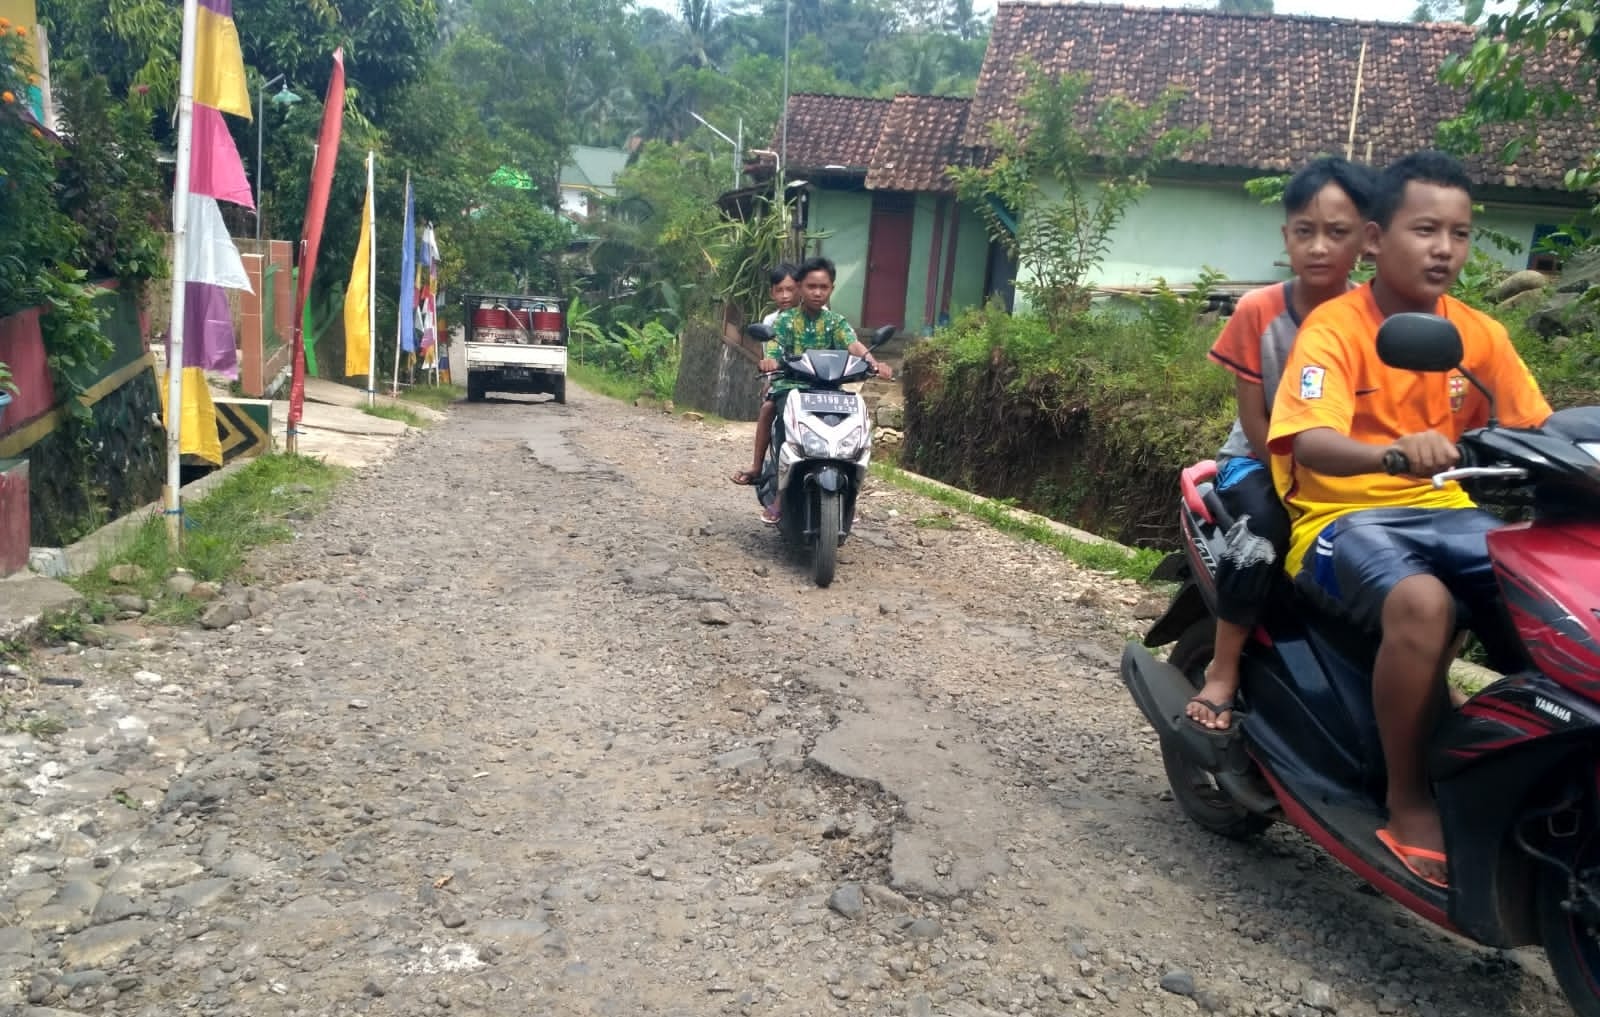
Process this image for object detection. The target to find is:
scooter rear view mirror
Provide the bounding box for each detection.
[1375,312,1463,373]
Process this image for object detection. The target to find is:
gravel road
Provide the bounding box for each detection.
[0,386,1572,1017]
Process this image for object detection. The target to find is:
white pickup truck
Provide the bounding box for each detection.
[461,293,569,404]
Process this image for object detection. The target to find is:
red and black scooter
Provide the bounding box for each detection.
[1121,312,1600,1015]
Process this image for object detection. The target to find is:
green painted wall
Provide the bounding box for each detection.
[810,190,873,323]
[949,205,991,320]
[1017,178,1571,294]
[902,193,938,333]
[810,189,992,333]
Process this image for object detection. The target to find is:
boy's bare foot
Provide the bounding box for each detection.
[1379,802,1448,887]
[1186,665,1239,730]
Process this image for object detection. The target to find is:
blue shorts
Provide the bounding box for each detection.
[1297,507,1502,631]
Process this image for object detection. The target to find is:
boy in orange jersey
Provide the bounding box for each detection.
[1187,156,1374,733]
[1268,151,1551,888]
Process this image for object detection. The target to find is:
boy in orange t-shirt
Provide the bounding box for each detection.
[1189,156,1374,733]
[1268,151,1551,888]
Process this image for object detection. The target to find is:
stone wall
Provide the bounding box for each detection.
[672,310,765,422]
[28,370,165,547]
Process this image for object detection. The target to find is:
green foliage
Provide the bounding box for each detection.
[0,23,79,321]
[708,194,812,325]
[1508,310,1600,410]
[1138,267,1226,361]
[565,294,608,361]
[951,68,1209,329]
[50,63,166,286]
[36,267,113,412]
[1216,0,1273,12]
[1439,0,1600,249]
[575,319,680,401]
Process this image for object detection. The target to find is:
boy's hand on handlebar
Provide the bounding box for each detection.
[1389,431,1459,477]
[873,362,893,380]
[758,357,779,373]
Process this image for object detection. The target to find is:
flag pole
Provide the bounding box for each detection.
[366,150,376,407]
[392,171,408,397]
[164,0,201,549]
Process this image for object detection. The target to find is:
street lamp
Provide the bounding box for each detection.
[255,73,301,241]
[690,111,743,191]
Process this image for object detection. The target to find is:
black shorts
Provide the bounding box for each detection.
[1295,507,1501,630]
[1211,462,1291,627]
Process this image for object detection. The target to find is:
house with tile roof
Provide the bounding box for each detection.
[761,1,1592,326]
[773,93,992,335]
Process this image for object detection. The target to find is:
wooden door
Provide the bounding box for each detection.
[862,193,915,330]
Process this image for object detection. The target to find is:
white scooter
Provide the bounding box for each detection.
[744,323,895,587]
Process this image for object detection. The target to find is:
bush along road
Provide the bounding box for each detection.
[0,387,1572,1017]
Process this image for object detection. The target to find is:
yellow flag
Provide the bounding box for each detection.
[194,0,252,120]
[343,176,373,378]
[158,368,223,466]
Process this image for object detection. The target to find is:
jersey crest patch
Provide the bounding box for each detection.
[1300,365,1326,400]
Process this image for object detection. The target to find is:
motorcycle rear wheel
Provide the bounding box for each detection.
[1538,830,1600,1017]
[1163,620,1273,841]
[812,490,839,587]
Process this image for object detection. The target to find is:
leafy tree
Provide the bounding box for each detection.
[1410,0,1465,22]
[951,68,1208,329]
[1216,0,1272,13]
[1440,0,1600,195]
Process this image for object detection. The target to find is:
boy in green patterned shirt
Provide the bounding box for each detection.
[752,257,890,523]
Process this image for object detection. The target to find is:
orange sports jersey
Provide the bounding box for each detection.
[1267,284,1552,575]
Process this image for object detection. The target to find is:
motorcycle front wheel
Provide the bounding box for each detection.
[1538,824,1600,1017]
[1163,620,1272,841]
[812,490,840,587]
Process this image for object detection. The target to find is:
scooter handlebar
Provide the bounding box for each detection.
[1382,444,1478,480]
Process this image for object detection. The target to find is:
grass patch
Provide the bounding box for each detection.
[67,453,344,625]
[570,362,650,403]
[0,697,66,738]
[873,462,1164,582]
[362,403,431,428]
[399,383,464,411]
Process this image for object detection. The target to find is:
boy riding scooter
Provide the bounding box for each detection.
[1268,150,1552,886]
[751,258,890,524]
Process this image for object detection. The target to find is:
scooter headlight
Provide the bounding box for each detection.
[1581,441,1600,465]
[795,424,830,458]
[836,425,867,458]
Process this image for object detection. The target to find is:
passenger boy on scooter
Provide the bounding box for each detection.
[1187,156,1375,732]
[732,264,802,488]
[1267,151,1552,887]
[757,257,892,524]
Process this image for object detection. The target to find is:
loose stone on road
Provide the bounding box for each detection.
[0,386,1571,1016]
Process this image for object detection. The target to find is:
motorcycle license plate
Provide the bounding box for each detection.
[799,391,855,414]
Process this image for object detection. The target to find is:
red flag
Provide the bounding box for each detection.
[287,48,345,442]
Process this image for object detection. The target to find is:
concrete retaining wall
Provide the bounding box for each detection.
[673,311,764,422]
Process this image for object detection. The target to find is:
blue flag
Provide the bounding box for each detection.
[398,175,417,354]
